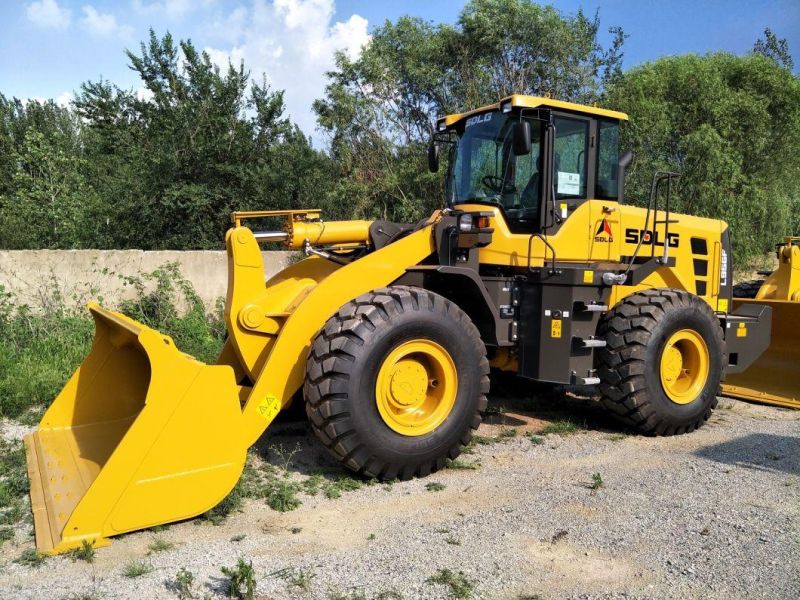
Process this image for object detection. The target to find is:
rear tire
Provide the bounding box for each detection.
[597,289,725,435]
[732,278,766,299]
[304,286,489,480]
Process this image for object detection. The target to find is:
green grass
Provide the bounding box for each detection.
[0,526,13,546]
[446,459,480,470]
[122,559,154,578]
[15,548,46,567]
[445,535,461,545]
[148,537,174,553]
[426,568,474,599]
[0,438,29,527]
[527,434,545,445]
[589,472,604,490]
[539,420,580,435]
[425,482,446,492]
[0,265,226,421]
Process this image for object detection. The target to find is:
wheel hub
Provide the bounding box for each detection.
[659,329,710,405]
[375,340,458,436]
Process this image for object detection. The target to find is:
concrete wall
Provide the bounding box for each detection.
[0,249,296,312]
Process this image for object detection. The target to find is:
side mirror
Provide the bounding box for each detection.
[512,121,531,156]
[427,142,440,173]
[617,150,633,203]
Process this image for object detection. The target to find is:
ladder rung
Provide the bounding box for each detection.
[580,338,607,348]
[581,304,608,313]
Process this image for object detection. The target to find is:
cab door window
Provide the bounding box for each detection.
[553,117,589,199]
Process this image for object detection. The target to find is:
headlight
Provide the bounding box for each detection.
[437,122,447,132]
[458,214,473,231]
[501,101,512,114]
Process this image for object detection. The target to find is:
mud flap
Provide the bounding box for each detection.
[24,303,247,554]
[721,300,799,409]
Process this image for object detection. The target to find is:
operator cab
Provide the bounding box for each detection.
[431,95,628,234]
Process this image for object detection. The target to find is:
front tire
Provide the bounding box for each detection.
[304,286,489,480]
[597,289,725,435]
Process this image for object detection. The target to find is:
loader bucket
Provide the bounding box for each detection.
[24,303,247,554]
[721,299,800,409]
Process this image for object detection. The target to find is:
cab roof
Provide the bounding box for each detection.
[437,94,629,129]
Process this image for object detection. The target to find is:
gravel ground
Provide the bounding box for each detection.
[1,391,798,600]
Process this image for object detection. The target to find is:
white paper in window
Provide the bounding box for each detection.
[557,171,581,195]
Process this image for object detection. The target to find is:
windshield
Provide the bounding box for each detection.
[446,111,543,230]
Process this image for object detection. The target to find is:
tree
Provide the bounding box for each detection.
[605,52,800,266]
[314,0,625,223]
[73,30,332,249]
[753,28,794,71]
[0,98,100,249]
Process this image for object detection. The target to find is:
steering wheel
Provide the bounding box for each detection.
[481,175,515,194]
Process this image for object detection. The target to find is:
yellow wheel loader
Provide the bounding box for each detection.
[26,95,775,555]
[721,238,800,408]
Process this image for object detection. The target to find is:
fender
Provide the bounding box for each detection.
[224,225,437,446]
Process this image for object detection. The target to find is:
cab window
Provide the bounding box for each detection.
[596,120,620,199]
[553,117,589,199]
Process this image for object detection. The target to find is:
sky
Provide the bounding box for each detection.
[1,0,798,141]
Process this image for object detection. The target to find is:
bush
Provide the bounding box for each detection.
[0,264,226,420]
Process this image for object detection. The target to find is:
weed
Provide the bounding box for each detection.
[425,482,446,492]
[122,559,154,578]
[302,473,324,496]
[266,478,302,511]
[518,595,547,599]
[15,548,46,567]
[69,540,95,563]
[551,529,568,543]
[375,592,404,599]
[323,475,363,499]
[539,420,579,435]
[148,537,174,553]
[383,478,399,491]
[271,566,316,592]
[445,535,461,546]
[174,567,195,599]
[527,434,544,445]
[426,568,474,599]
[446,459,480,470]
[470,435,495,445]
[367,533,376,541]
[484,404,507,415]
[327,589,367,600]
[290,527,302,534]
[0,438,29,527]
[606,433,626,442]
[221,558,257,599]
[589,473,604,490]
[0,526,13,546]
[498,427,518,439]
[230,534,246,542]
[434,527,451,534]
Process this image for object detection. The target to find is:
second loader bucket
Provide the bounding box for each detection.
[722,299,800,409]
[24,303,246,554]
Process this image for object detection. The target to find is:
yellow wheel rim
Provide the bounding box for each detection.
[375,339,458,436]
[659,329,710,405]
